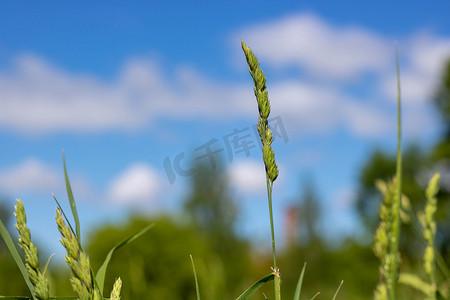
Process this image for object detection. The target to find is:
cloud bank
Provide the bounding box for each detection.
[0,13,449,139]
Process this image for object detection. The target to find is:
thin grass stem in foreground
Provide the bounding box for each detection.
[241,40,281,300]
[388,45,403,300]
[190,255,201,300]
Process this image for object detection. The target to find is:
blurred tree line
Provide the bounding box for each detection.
[0,58,449,299]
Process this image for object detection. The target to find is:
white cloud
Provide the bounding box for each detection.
[228,160,266,196]
[0,55,254,135]
[269,81,394,136]
[236,13,450,138]
[0,159,60,194]
[107,163,162,207]
[1,12,449,140]
[0,158,91,198]
[236,13,391,80]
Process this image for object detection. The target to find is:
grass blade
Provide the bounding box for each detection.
[235,272,275,300]
[0,219,36,300]
[293,262,307,300]
[42,253,55,275]
[190,255,201,300]
[309,292,320,300]
[389,44,402,299]
[62,151,81,243]
[95,224,153,294]
[52,195,76,237]
[331,280,344,300]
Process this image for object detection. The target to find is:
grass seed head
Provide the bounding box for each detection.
[14,199,49,300]
[242,40,278,184]
[110,277,123,300]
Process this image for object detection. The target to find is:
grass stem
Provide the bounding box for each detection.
[266,178,277,269]
[389,45,402,300]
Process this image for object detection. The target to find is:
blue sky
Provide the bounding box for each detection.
[0,1,449,257]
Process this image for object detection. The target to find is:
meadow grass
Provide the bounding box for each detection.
[0,42,448,300]
[0,155,151,300]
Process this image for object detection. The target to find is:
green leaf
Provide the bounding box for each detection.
[235,272,275,300]
[190,255,201,300]
[62,151,80,243]
[0,219,37,300]
[332,280,344,300]
[42,253,55,275]
[293,263,307,300]
[95,224,153,294]
[399,273,431,295]
[52,195,76,237]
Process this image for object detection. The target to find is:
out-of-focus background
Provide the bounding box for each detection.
[0,2,449,299]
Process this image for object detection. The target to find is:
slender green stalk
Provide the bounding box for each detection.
[266,180,277,269]
[266,179,281,300]
[388,46,402,300]
[190,255,201,300]
[293,263,307,300]
[332,280,344,300]
[242,40,280,300]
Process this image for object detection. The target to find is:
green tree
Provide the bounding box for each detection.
[183,159,253,299]
[431,57,450,262]
[298,177,321,245]
[183,160,236,238]
[87,216,215,300]
[433,57,450,153]
[279,179,379,300]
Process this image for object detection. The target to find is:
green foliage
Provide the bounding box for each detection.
[95,224,153,295]
[0,155,148,300]
[433,58,450,134]
[183,159,253,298]
[86,216,213,300]
[184,159,236,238]
[235,272,275,300]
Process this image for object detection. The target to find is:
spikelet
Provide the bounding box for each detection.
[241,40,278,183]
[420,173,440,299]
[56,208,100,300]
[14,199,49,300]
[110,277,122,300]
[373,178,397,300]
